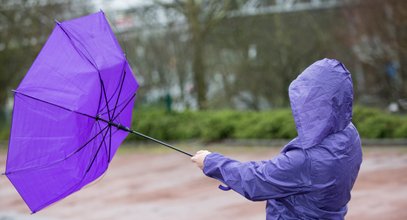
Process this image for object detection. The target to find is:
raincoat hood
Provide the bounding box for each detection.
[288,58,353,149]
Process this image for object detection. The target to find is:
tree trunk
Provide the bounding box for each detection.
[192,38,207,109]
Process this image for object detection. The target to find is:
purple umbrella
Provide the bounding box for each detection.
[4,11,191,213]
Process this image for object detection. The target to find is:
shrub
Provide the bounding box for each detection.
[352,106,382,128]
[357,115,402,138]
[394,118,407,138]
[0,126,9,141]
[201,111,252,141]
[131,109,202,141]
[0,106,405,142]
[126,107,406,141]
[233,110,296,139]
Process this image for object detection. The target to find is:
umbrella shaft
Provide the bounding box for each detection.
[96,117,192,157]
[129,130,193,157]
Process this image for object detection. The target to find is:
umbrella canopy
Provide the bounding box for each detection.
[5,11,139,213]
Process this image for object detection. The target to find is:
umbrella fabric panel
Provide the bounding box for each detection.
[97,62,138,125]
[107,129,129,162]
[59,12,125,70]
[7,124,110,213]
[17,24,100,117]
[94,61,138,163]
[6,93,112,212]
[114,62,138,128]
[6,93,97,173]
[96,122,133,162]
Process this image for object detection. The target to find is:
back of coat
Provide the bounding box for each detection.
[204,58,362,220]
[269,125,362,219]
[270,58,362,219]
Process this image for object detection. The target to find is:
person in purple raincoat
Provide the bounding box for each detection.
[191,58,363,219]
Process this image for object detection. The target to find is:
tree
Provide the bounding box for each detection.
[206,7,342,109]
[342,0,407,106]
[156,0,234,109]
[0,0,90,122]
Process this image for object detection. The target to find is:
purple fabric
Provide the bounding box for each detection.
[5,12,138,213]
[204,59,363,219]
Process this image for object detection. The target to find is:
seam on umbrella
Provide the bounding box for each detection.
[98,92,135,117]
[108,125,112,162]
[85,125,110,173]
[110,92,137,124]
[101,11,127,58]
[4,172,35,213]
[110,62,127,120]
[6,123,109,175]
[5,92,17,173]
[33,115,115,213]
[56,22,112,122]
[95,120,111,163]
[34,119,112,212]
[112,93,136,127]
[98,61,127,117]
[56,23,99,69]
[98,61,127,115]
[32,160,110,213]
[13,91,96,120]
[7,92,128,173]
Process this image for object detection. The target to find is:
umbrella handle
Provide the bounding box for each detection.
[96,116,193,157]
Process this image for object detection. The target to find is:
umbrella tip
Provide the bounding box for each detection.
[54,19,61,25]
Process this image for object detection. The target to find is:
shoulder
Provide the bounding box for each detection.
[271,148,309,172]
[319,122,360,150]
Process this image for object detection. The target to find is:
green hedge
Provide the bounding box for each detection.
[0,106,406,142]
[0,125,9,141]
[128,106,407,142]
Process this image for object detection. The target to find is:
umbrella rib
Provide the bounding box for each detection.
[96,80,103,122]
[85,125,110,173]
[33,160,110,213]
[56,23,112,121]
[7,91,130,175]
[56,23,99,68]
[31,153,110,214]
[111,62,127,120]
[99,78,113,121]
[108,125,112,163]
[13,91,97,121]
[98,60,127,117]
[6,124,109,175]
[29,125,111,213]
[111,92,137,122]
[95,120,110,163]
[98,92,134,117]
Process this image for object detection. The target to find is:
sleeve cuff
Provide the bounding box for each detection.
[203,152,223,176]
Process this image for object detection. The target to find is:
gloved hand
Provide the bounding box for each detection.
[191,150,211,170]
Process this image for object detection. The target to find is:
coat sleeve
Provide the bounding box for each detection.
[203,150,311,201]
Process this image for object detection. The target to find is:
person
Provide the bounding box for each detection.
[191,58,363,219]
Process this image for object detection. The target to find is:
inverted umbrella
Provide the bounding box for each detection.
[4,11,191,213]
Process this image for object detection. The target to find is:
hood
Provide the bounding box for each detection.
[288,58,353,149]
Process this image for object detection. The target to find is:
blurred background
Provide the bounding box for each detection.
[0,1,407,220]
[0,0,406,141]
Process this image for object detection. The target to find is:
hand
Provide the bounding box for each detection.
[191,150,211,170]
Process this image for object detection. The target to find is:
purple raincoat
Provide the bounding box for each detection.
[204,59,362,219]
